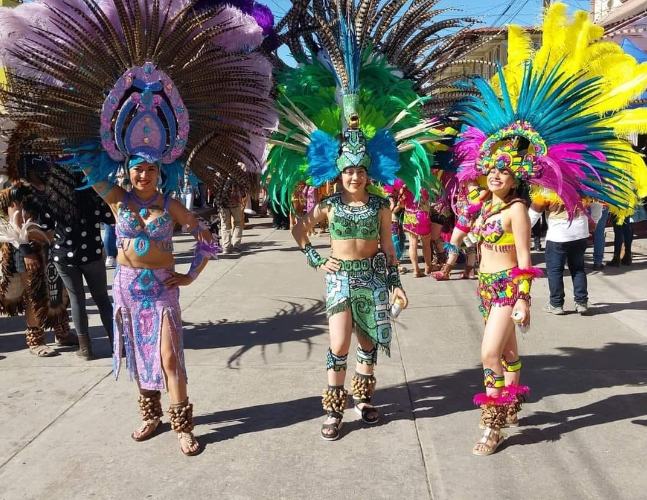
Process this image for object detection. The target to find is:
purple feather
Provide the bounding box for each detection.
[251,4,274,35]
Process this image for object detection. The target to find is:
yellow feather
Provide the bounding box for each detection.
[504,24,533,105]
[584,42,625,77]
[591,63,647,113]
[534,2,568,71]
[563,11,591,75]
[604,109,647,137]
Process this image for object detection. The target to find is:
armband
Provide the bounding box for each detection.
[467,188,481,204]
[301,243,327,269]
[188,240,220,280]
[443,242,460,255]
[387,265,403,292]
[510,267,543,302]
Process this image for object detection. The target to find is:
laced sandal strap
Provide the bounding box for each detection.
[135,418,160,433]
[177,431,196,443]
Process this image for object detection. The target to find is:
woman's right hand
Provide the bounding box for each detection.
[320,257,340,274]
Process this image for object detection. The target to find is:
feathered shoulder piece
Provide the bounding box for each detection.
[0,0,277,196]
[264,0,474,213]
[453,2,647,221]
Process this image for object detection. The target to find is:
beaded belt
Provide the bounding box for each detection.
[336,252,387,273]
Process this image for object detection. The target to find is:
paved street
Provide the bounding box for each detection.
[1,218,646,500]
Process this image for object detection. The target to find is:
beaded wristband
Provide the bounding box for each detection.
[387,265,403,292]
[510,267,543,303]
[301,243,327,269]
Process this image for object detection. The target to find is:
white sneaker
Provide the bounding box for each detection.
[542,302,565,315]
[105,256,116,268]
[575,303,589,315]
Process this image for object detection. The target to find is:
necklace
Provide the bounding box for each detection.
[131,191,158,219]
[481,198,523,222]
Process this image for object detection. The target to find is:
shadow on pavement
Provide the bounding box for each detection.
[193,342,647,446]
[183,298,327,368]
[195,396,322,447]
[384,342,647,447]
[591,299,647,315]
[502,391,647,450]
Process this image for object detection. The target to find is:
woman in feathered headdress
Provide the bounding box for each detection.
[452,3,647,456]
[267,0,482,441]
[0,0,276,456]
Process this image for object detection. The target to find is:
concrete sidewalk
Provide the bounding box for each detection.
[1,218,646,500]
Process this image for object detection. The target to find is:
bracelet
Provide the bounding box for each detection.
[387,265,403,292]
[301,243,327,269]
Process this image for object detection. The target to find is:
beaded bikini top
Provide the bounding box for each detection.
[116,192,174,255]
[322,193,388,241]
[472,198,523,252]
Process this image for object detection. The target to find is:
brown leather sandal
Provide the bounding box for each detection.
[168,399,201,456]
[132,392,164,442]
[432,263,454,281]
[26,327,57,357]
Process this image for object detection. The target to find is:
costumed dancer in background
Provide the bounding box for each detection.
[0,134,78,357]
[0,179,73,356]
[427,174,452,273]
[0,0,276,455]
[454,3,647,456]
[266,0,470,440]
[290,180,306,229]
[387,189,406,272]
[385,181,432,277]
[432,177,485,280]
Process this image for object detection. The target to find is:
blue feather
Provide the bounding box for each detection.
[366,129,400,185]
[61,142,120,196]
[306,130,340,186]
[338,12,360,94]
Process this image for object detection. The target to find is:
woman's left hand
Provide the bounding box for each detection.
[392,287,409,309]
[164,271,194,289]
[513,299,530,327]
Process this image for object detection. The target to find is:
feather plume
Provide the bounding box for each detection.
[0,0,277,198]
[0,211,49,248]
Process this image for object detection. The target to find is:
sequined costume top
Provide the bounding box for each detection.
[320,193,388,241]
[472,199,522,252]
[116,192,174,255]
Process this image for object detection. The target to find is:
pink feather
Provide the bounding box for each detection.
[504,385,530,398]
[473,393,515,406]
[510,267,543,279]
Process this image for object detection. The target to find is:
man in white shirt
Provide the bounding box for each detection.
[528,201,603,315]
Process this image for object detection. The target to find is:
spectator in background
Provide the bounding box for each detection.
[220,180,244,253]
[591,205,609,270]
[529,200,603,315]
[48,167,114,359]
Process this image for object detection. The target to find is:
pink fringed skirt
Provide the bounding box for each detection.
[403,209,432,239]
[112,264,186,391]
